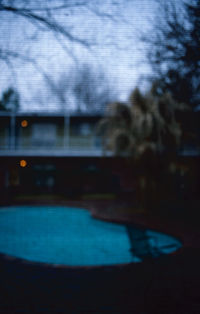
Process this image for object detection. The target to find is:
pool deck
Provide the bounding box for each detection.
[0,198,200,313]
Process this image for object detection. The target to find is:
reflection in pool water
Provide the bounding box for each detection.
[0,206,182,266]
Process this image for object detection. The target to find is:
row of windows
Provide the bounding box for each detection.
[0,121,101,148]
[1,121,95,135]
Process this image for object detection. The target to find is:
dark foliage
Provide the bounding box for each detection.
[0,87,19,111]
[142,0,200,110]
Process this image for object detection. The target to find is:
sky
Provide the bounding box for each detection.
[0,0,156,111]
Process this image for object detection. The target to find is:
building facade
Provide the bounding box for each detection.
[0,111,121,198]
[0,110,199,201]
[0,111,104,156]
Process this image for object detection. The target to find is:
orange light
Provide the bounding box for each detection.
[21,120,28,128]
[20,160,27,168]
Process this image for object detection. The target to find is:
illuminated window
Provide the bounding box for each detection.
[21,120,28,128]
[20,160,27,168]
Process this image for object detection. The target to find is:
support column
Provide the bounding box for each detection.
[64,113,70,149]
[10,113,16,150]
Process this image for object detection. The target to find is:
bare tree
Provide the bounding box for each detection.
[68,63,117,112]
[35,62,118,112]
[0,1,124,86]
[0,1,86,66]
[140,0,200,110]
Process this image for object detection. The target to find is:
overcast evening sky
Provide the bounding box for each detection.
[0,0,156,111]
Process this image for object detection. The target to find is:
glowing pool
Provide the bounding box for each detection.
[0,206,182,266]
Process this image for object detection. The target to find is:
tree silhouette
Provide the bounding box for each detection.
[141,0,200,110]
[0,87,19,111]
[0,0,123,82]
[68,63,117,112]
[99,86,187,211]
[36,62,117,112]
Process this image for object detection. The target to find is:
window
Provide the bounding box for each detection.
[32,123,56,147]
[79,123,91,136]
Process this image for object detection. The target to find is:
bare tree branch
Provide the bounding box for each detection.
[140,0,200,109]
[36,62,118,112]
[0,4,91,46]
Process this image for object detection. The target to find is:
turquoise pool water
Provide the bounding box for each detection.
[0,206,182,266]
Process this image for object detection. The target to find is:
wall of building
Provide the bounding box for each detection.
[0,155,199,204]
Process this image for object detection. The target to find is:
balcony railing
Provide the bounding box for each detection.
[0,135,108,157]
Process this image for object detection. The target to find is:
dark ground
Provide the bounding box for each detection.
[0,196,200,313]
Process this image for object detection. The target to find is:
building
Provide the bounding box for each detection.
[0,110,122,198]
[0,109,199,201]
[0,110,104,156]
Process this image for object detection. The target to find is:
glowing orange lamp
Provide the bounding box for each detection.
[21,120,28,128]
[20,160,27,168]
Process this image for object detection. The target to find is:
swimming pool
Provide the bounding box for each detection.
[0,206,182,266]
